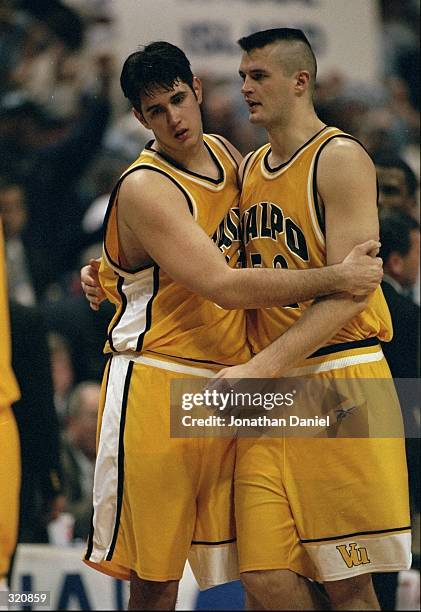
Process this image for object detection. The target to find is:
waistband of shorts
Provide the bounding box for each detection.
[308,337,380,359]
[110,351,221,377]
[287,337,384,377]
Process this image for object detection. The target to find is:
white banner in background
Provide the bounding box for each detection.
[11,545,199,611]
[112,0,381,82]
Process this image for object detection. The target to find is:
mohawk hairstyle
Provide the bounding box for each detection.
[120,41,194,113]
[238,28,312,52]
[238,28,317,85]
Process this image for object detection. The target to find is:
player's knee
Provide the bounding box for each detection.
[324,573,374,605]
[240,568,299,600]
[129,572,179,610]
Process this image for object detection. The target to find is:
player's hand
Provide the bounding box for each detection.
[213,363,267,380]
[81,259,105,310]
[341,240,383,295]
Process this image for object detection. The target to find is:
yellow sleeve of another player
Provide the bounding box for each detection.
[0,221,20,409]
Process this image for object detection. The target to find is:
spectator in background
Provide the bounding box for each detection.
[0,63,111,299]
[10,301,64,544]
[380,210,420,377]
[0,180,38,305]
[43,294,113,388]
[379,210,420,599]
[61,381,100,541]
[48,332,75,424]
[374,153,418,218]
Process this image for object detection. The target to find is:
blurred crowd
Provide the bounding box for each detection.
[0,0,419,604]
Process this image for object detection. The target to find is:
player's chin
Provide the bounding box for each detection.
[248,111,264,125]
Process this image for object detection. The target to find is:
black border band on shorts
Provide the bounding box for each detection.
[308,337,380,360]
[301,525,411,544]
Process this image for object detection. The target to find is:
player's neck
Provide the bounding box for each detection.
[155,133,216,177]
[268,109,325,166]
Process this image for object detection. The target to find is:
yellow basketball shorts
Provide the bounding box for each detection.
[84,354,238,589]
[0,406,20,580]
[235,342,412,582]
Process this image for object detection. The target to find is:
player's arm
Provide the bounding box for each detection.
[228,139,381,377]
[118,166,380,310]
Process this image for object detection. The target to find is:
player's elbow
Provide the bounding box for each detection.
[206,271,243,310]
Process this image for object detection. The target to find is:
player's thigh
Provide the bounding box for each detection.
[235,437,316,579]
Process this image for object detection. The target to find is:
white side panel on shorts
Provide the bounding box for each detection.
[304,532,412,582]
[188,542,239,591]
[89,356,130,562]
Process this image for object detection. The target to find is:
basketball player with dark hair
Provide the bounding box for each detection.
[81,41,382,610]
[209,28,411,610]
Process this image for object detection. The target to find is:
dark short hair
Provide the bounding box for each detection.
[373,153,418,198]
[379,209,419,261]
[238,28,317,83]
[120,41,194,113]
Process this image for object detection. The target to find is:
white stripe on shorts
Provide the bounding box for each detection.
[285,349,384,377]
[89,356,131,563]
[128,354,218,377]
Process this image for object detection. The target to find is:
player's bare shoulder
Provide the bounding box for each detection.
[318,137,375,178]
[317,136,376,201]
[118,167,190,223]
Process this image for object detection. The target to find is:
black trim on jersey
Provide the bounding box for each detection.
[148,350,234,368]
[85,355,113,561]
[136,264,160,352]
[301,525,411,544]
[264,125,328,173]
[145,138,225,185]
[240,150,256,185]
[308,337,380,360]
[311,133,371,238]
[108,275,127,352]
[191,537,237,545]
[103,165,195,275]
[209,134,239,168]
[106,360,133,561]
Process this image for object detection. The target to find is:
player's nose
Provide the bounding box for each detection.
[167,107,181,127]
[241,75,254,95]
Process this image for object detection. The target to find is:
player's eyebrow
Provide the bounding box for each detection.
[144,102,162,113]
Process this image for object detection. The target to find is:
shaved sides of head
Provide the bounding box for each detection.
[238,28,317,92]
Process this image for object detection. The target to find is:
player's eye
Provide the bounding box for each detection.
[173,93,186,105]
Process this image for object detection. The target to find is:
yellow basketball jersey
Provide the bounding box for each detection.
[100,134,251,367]
[0,221,20,410]
[240,126,392,355]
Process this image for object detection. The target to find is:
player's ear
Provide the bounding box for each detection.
[295,70,310,93]
[133,107,150,130]
[192,76,203,104]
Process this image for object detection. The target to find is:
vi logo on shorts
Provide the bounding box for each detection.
[336,543,371,568]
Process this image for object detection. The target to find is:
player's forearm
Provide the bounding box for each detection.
[216,264,346,309]
[248,294,368,377]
